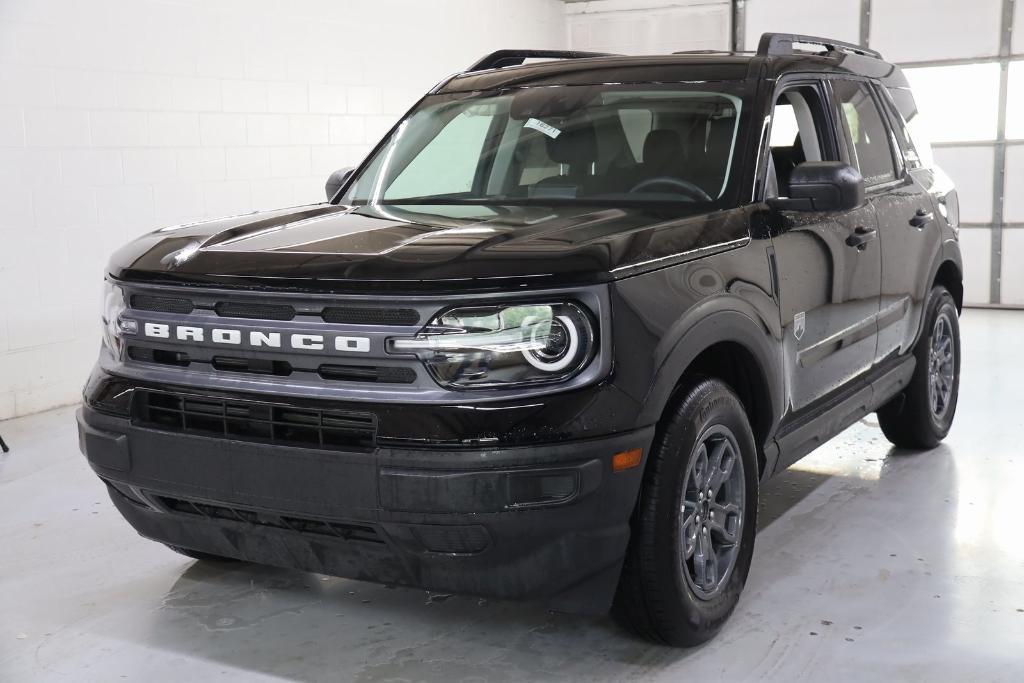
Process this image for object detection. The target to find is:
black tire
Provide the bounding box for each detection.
[877,286,960,449]
[612,378,759,647]
[165,544,241,563]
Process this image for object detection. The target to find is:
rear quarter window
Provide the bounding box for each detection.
[886,86,936,170]
[832,79,899,186]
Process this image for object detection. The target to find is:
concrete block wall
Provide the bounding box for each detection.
[0,0,567,419]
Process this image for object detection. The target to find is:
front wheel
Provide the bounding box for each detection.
[612,378,758,646]
[877,286,960,449]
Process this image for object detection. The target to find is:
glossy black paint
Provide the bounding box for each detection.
[80,42,964,611]
[108,203,750,293]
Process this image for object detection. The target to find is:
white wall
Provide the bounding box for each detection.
[0,0,567,419]
[743,0,862,48]
[567,0,731,54]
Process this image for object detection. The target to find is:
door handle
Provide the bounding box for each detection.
[845,225,877,251]
[909,208,934,228]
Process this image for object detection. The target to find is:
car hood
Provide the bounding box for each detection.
[110,202,749,293]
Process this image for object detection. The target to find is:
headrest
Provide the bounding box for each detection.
[705,116,734,156]
[643,128,685,168]
[546,121,598,167]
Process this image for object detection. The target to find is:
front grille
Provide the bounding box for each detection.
[126,346,416,384]
[133,390,376,450]
[211,356,292,376]
[214,301,295,321]
[321,306,420,326]
[128,346,190,367]
[154,494,384,544]
[319,364,416,384]
[411,524,490,554]
[131,294,194,314]
[126,292,420,326]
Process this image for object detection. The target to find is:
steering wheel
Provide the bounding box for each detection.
[629,176,712,202]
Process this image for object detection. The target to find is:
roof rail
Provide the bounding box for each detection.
[757,32,881,60]
[465,49,618,73]
[671,49,734,55]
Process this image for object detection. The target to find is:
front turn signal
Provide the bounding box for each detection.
[612,448,643,472]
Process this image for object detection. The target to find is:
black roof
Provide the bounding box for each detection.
[438,33,903,94]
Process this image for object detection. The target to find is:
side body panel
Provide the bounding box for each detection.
[871,167,945,360]
[610,208,784,471]
[770,203,881,412]
[873,80,961,354]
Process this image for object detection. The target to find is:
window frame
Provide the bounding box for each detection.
[754,75,843,202]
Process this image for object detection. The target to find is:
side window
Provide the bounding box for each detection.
[886,86,936,170]
[877,88,921,169]
[766,85,833,198]
[831,80,899,186]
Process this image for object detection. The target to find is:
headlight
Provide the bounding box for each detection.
[101,281,136,356]
[389,302,595,389]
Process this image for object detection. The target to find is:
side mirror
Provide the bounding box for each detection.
[768,161,864,212]
[325,167,355,201]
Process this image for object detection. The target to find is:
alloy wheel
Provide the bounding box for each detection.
[680,424,745,599]
[928,311,956,419]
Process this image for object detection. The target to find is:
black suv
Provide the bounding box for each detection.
[79,34,962,646]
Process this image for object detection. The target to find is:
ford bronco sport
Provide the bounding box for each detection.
[79,34,963,645]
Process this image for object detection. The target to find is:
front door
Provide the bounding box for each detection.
[766,82,882,417]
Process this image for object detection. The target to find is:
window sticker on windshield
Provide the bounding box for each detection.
[525,118,562,139]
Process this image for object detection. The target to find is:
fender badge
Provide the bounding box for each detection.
[794,311,806,341]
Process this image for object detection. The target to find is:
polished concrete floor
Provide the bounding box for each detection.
[2,309,1023,682]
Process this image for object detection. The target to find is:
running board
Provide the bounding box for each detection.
[772,355,916,474]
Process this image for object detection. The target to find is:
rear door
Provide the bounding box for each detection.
[767,80,882,416]
[828,78,942,363]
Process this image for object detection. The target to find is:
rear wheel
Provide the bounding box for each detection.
[878,286,960,449]
[612,378,758,646]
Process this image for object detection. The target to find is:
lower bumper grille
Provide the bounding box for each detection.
[132,389,376,451]
[154,494,384,544]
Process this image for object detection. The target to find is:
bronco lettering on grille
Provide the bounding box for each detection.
[142,323,370,353]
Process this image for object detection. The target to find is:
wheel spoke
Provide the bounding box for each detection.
[709,449,735,497]
[939,337,952,358]
[694,530,717,590]
[681,501,697,529]
[708,502,741,544]
[707,439,726,477]
[708,440,733,493]
[681,495,699,559]
[684,531,697,560]
[692,444,709,489]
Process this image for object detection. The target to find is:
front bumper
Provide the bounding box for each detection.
[78,404,653,613]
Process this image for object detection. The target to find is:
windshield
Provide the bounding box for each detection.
[340,83,750,207]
